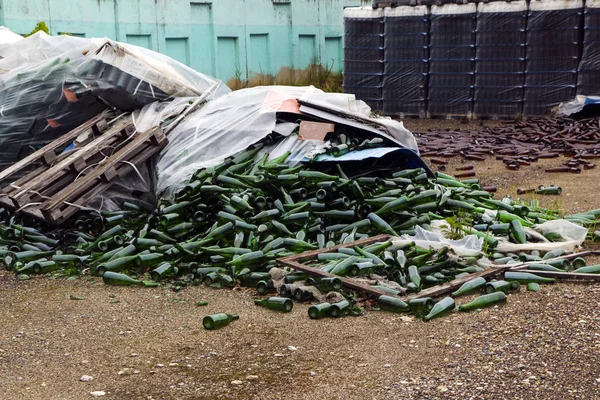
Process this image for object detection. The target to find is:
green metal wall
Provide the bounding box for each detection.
[0,0,369,82]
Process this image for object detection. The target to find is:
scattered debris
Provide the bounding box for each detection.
[416,115,600,171]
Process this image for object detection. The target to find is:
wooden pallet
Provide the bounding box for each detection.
[0,112,167,224]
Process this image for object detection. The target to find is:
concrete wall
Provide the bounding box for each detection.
[0,0,369,82]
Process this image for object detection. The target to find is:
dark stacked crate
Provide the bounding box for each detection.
[577,0,600,95]
[474,1,527,118]
[383,6,429,117]
[343,7,385,111]
[524,0,583,116]
[427,3,477,118]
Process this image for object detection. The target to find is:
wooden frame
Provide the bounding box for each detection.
[277,239,600,301]
[278,235,511,301]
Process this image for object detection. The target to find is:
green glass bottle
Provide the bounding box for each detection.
[484,280,519,294]
[33,260,60,274]
[250,209,281,221]
[240,272,272,287]
[527,282,541,292]
[279,283,295,298]
[299,171,340,182]
[423,297,455,322]
[535,186,562,195]
[504,271,556,284]
[451,277,487,297]
[377,295,410,313]
[457,292,507,311]
[254,297,293,312]
[308,302,333,320]
[367,213,398,236]
[545,259,570,270]
[95,255,138,276]
[573,264,600,274]
[374,196,408,216]
[52,254,84,267]
[542,248,565,260]
[225,251,265,268]
[135,238,164,249]
[330,300,350,318]
[349,261,382,277]
[284,272,309,283]
[572,257,586,270]
[203,313,239,330]
[283,238,318,251]
[13,250,55,263]
[102,271,158,287]
[256,279,276,295]
[330,256,359,276]
[293,287,314,302]
[306,276,343,292]
[407,265,421,288]
[408,297,434,318]
[526,263,566,273]
[150,262,173,281]
[136,253,164,267]
[509,220,526,244]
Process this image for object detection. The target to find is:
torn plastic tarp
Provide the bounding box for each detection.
[557,95,600,115]
[152,85,421,197]
[0,32,228,173]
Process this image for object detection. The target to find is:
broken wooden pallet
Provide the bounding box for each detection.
[0,112,167,224]
[277,235,511,301]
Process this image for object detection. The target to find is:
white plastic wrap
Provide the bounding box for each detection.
[0,26,23,53]
[496,220,588,253]
[153,85,420,196]
[392,225,484,257]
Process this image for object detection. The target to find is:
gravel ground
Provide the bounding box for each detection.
[1,119,600,400]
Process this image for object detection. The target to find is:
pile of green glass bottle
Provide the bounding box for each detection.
[1,140,600,322]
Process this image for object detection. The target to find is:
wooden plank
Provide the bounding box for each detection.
[400,266,512,301]
[1,133,123,198]
[0,112,108,182]
[510,251,598,270]
[278,258,407,298]
[279,234,390,263]
[517,269,600,281]
[10,118,131,203]
[19,206,45,221]
[41,127,161,216]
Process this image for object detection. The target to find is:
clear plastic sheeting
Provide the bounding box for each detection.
[383,6,429,118]
[496,220,588,254]
[524,0,583,116]
[428,3,477,118]
[86,162,156,213]
[153,85,421,197]
[474,1,527,118]
[343,7,385,111]
[577,0,600,96]
[392,225,485,258]
[132,97,197,133]
[0,32,227,174]
[0,26,23,52]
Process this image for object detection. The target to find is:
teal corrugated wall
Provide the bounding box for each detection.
[0,0,369,82]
